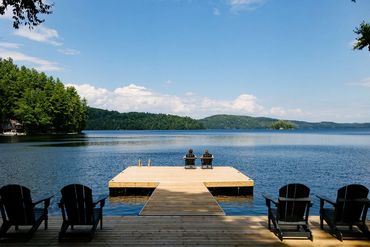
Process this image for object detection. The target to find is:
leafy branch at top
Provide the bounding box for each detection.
[0,0,53,29]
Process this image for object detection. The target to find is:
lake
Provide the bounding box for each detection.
[1,129,370,217]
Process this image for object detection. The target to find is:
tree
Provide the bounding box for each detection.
[353,21,370,51]
[0,58,87,133]
[351,0,370,51]
[270,120,296,130]
[0,0,53,29]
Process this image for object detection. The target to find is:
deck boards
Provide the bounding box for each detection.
[108,166,254,189]
[1,216,369,246]
[140,182,225,216]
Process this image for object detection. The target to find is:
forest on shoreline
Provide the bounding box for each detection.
[0,59,86,134]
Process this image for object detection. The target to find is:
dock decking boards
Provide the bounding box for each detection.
[139,182,225,216]
[109,166,254,192]
[1,216,369,246]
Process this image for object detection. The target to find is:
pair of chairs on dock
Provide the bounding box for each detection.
[0,184,106,241]
[263,183,370,242]
[184,149,214,169]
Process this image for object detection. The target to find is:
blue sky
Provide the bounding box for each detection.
[1,0,370,122]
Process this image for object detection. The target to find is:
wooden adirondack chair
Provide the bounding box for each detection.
[263,183,313,241]
[58,184,107,241]
[317,184,370,241]
[184,149,197,169]
[200,150,213,169]
[0,184,52,240]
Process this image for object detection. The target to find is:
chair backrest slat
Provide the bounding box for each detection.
[335,184,369,223]
[0,184,35,225]
[61,184,93,225]
[278,183,310,222]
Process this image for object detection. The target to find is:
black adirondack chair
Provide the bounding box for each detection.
[200,150,213,169]
[0,184,52,240]
[317,184,370,241]
[263,183,313,241]
[184,149,197,169]
[58,184,107,241]
[200,155,213,169]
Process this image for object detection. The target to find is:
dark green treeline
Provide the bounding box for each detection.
[0,58,87,133]
[86,107,204,130]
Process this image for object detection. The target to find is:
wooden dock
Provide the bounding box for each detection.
[109,166,253,216]
[1,216,369,246]
[109,166,253,191]
[140,182,225,216]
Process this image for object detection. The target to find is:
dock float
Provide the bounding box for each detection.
[109,166,254,216]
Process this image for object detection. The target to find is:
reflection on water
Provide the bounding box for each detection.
[215,195,254,216]
[1,129,370,216]
[108,196,150,215]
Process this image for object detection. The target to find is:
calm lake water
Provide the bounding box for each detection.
[1,129,370,217]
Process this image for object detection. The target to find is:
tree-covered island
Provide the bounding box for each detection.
[0,58,87,134]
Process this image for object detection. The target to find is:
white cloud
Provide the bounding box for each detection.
[228,0,266,12]
[0,49,62,71]
[349,77,370,88]
[270,107,286,116]
[164,80,173,85]
[57,48,80,55]
[14,25,62,46]
[0,7,12,19]
[67,83,273,118]
[269,107,304,117]
[0,42,21,49]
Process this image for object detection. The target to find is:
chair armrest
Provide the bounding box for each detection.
[278,197,311,202]
[93,195,108,208]
[316,194,336,206]
[183,156,197,159]
[262,193,278,206]
[33,195,53,208]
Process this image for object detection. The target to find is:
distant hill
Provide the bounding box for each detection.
[198,115,276,129]
[86,107,204,130]
[86,108,370,130]
[199,114,370,129]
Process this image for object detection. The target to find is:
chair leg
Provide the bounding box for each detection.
[58,221,69,241]
[44,215,48,230]
[276,228,283,241]
[0,222,11,238]
[100,217,103,230]
[28,216,44,240]
[334,227,343,242]
[320,216,323,229]
[357,223,370,239]
[15,225,19,231]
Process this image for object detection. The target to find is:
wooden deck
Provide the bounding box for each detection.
[109,166,254,189]
[1,216,369,246]
[109,166,252,216]
[140,182,225,216]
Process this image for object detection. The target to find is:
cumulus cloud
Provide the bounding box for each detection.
[67,83,285,118]
[0,49,62,71]
[14,25,62,46]
[228,0,266,12]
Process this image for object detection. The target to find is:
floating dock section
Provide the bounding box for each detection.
[109,166,254,216]
[109,166,254,196]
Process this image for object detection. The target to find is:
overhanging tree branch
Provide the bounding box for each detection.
[0,0,53,29]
